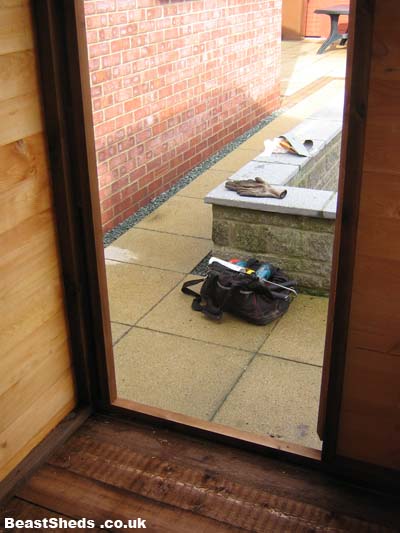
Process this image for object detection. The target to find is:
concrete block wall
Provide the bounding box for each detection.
[84,0,282,232]
[289,132,341,190]
[204,102,343,293]
[212,205,335,293]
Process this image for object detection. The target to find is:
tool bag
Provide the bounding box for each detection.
[181,260,297,326]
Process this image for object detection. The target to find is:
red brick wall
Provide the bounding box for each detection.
[84,0,282,232]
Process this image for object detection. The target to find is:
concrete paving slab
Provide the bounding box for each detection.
[177,169,232,199]
[213,355,322,449]
[281,46,347,97]
[106,260,184,325]
[111,322,130,345]
[136,196,212,239]
[137,275,275,352]
[310,98,344,122]
[210,148,260,172]
[105,228,211,274]
[114,327,252,420]
[259,295,329,367]
[284,80,345,121]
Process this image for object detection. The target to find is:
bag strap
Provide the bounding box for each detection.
[181,278,215,316]
[181,274,231,320]
[181,278,203,299]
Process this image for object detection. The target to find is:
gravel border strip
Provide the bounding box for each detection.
[190,251,212,276]
[104,110,283,247]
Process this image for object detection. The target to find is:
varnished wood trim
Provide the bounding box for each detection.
[72,0,117,403]
[30,0,115,408]
[111,398,322,463]
[319,0,376,459]
[28,0,400,491]
[0,406,91,505]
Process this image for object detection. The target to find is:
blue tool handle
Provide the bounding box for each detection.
[256,263,272,280]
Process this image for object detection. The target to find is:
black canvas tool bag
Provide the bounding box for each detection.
[181,261,296,326]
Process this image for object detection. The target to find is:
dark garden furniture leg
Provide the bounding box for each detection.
[315,6,349,55]
[317,14,342,54]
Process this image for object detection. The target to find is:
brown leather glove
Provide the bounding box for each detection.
[225,177,287,199]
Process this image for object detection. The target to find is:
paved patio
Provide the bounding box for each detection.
[105,40,347,450]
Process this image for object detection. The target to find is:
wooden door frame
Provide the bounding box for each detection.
[28,0,398,490]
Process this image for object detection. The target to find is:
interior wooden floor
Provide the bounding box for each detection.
[1,415,399,532]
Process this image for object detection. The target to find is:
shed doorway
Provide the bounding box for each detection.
[47,0,360,463]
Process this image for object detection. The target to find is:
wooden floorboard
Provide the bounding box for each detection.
[0,498,108,532]
[1,415,399,532]
[16,465,242,533]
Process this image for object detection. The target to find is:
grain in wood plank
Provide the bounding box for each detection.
[17,465,244,533]
[0,210,66,360]
[79,417,399,526]
[358,171,400,222]
[0,408,91,504]
[48,419,399,530]
[83,417,305,493]
[77,416,319,498]
[0,134,52,234]
[0,257,65,358]
[0,4,33,56]
[0,218,61,312]
[338,347,400,470]
[0,134,48,192]
[370,1,400,82]
[48,436,321,532]
[0,372,75,480]
[358,9,400,175]
[0,214,60,291]
[355,216,400,262]
[0,208,57,265]
[0,0,75,483]
[349,256,400,354]
[365,78,400,122]
[0,338,71,433]
[0,50,38,102]
[0,0,29,5]
[1,310,68,398]
[0,93,42,147]
[0,498,108,532]
[337,0,400,470]
[362,129,400,176]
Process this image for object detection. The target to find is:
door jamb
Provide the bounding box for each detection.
[30,0,398,490]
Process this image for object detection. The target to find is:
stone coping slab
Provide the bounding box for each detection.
[252,102,343,171]
[227,160,298,186]
[254,139,325,170]
[289,118,342,145]
[205,102,342,220]
[322,192,338,219]
[205,184,337,219]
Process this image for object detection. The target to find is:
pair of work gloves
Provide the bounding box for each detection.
[225,177,287,199]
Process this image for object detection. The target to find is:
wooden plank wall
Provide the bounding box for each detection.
[337,0,400,469]
[0,0,76,480]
